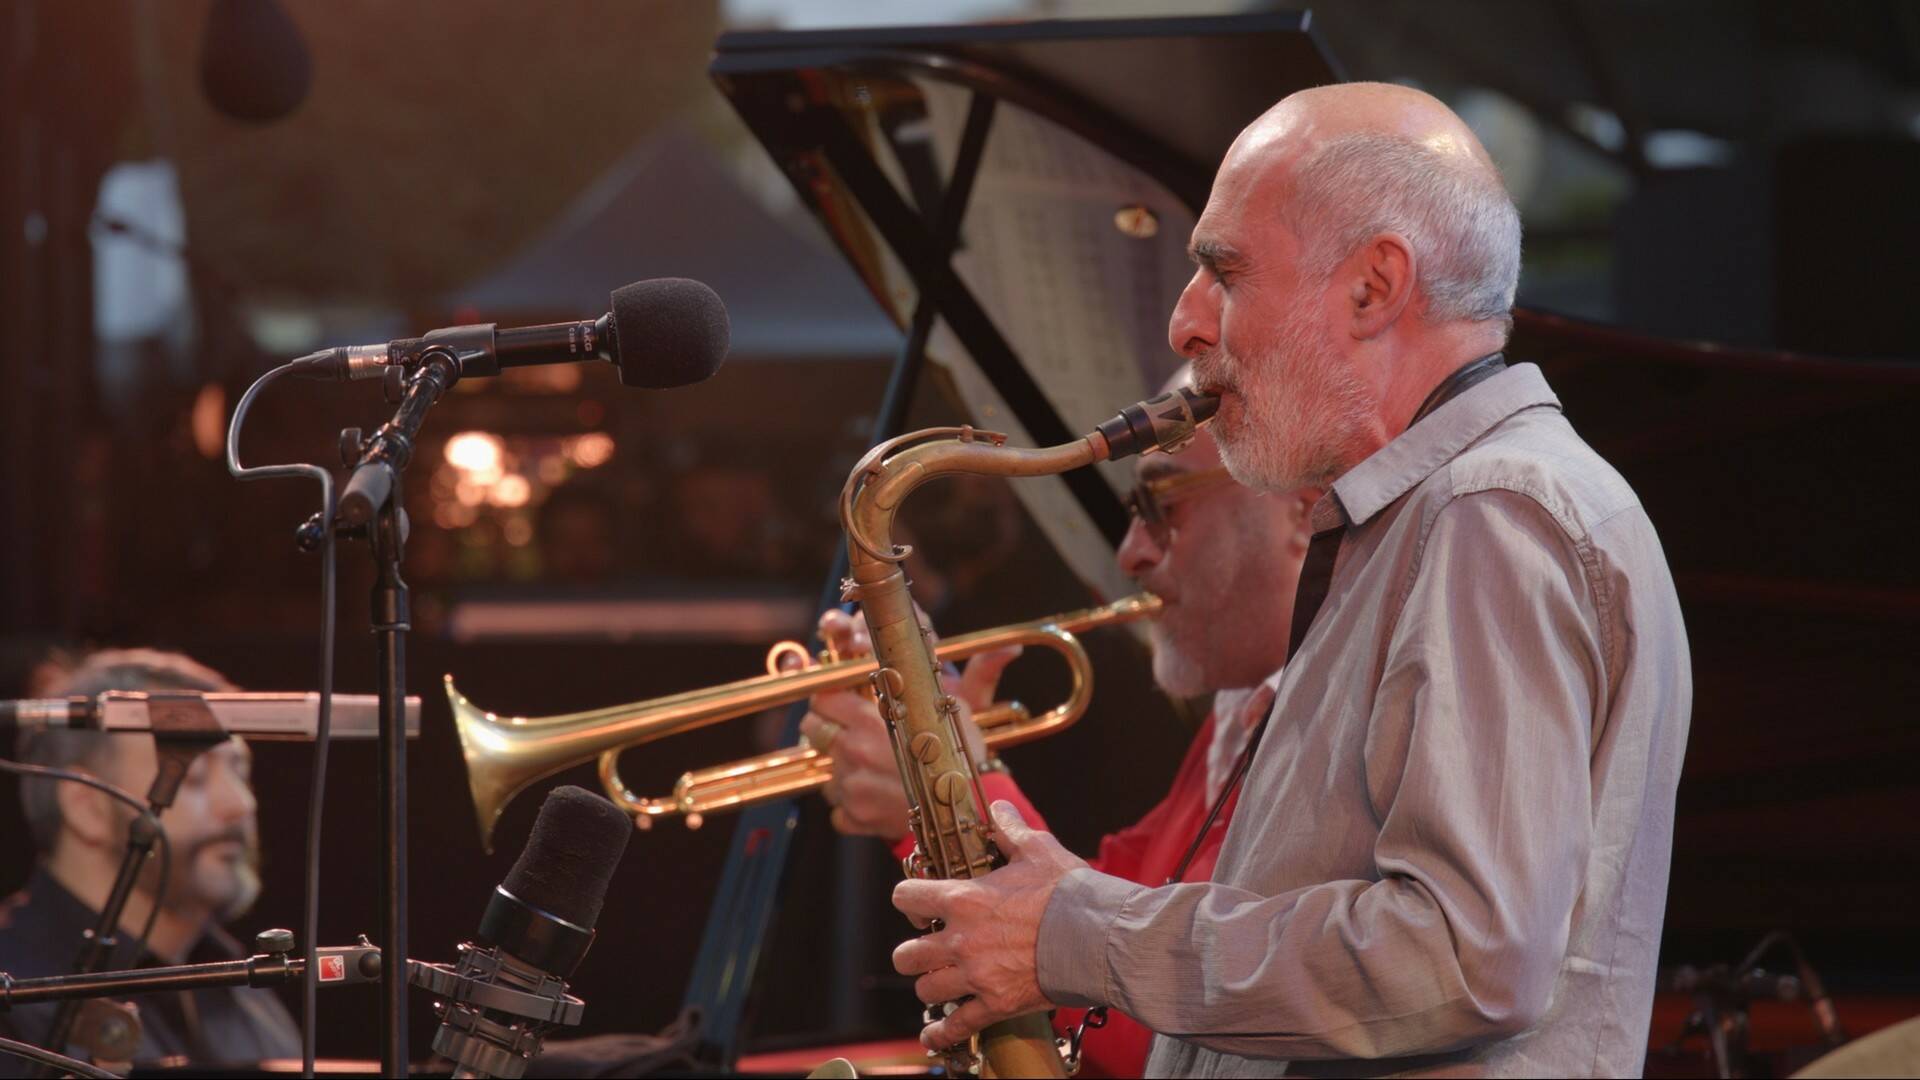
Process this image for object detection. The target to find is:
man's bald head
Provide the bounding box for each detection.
[1232,82,1497,171]
[1216,82,1521,330]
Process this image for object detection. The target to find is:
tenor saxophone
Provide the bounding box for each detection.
[838,387,1216,1078]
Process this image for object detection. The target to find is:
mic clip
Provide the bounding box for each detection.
[410,947,585,1080]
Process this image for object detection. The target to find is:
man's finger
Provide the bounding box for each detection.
[913,964,973,1007]
[842,770,900,807]
[987,799,1041,857]
[818,609,862,661]
[797,711,833,743]
[921,996,998,1051]
[892,929,955,977]
[956,645,1022,710]
[810,689,885,732]
[892,878,955,925]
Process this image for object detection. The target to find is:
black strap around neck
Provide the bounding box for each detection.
[1409,351,1506,428]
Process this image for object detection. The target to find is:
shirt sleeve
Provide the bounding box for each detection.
[1037,490,1604,1060]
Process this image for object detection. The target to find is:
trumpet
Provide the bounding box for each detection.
[446,593,1160,853]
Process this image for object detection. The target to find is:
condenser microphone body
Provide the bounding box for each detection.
[0,690,421,740]
[411,786,632,1079]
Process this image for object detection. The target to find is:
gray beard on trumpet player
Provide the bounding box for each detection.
[837,388,1214,1078]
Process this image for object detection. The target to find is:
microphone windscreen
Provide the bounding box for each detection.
[198,0,312,124]
[609,278,729,389]
[501,786,631,931]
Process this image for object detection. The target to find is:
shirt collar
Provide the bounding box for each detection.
[1325,362,1561,529]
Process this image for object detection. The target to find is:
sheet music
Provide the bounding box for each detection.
[909,79,1199,598]
[921,80,1195,423]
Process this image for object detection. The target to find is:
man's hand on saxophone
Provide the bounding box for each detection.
[797,607,1019,840]
[890,800,1088,1051]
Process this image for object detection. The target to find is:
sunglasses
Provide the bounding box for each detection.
[1124,466,1236,547]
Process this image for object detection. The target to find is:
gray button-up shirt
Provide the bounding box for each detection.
[1038,363,1691,1077]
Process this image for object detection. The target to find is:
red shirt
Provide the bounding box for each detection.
[891,715,1244,1078]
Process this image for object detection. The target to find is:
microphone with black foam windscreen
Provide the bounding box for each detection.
[198,0,312,124]
[410,786,632,1080]
[292,277,730,389]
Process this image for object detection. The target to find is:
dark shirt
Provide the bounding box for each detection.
[0,866,299,1074]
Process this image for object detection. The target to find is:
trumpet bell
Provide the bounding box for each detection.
[447,675,546,855]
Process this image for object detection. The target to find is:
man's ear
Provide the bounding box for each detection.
[1344,232,1416,340]
[55,769,122,851]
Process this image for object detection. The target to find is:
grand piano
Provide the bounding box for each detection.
[670,12,1920,1077]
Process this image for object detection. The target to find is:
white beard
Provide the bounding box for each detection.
[208,856,262,921]
[1149,621,1210,699]
[165,836,263,922]
[1206,298,1373,493]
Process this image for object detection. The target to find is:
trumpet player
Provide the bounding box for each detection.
[800,382,1313,1078]
[882,82,1691,1078]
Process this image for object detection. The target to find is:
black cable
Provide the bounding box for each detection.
[0,1033,122,1079]
[0,759,173,962]
[226,363,335,1079]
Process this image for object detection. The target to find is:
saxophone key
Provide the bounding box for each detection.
[933,770,969,805]
[910,731,943,764]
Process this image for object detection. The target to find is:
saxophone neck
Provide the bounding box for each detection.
[839,388,1217,568]
[841,427,1101,571]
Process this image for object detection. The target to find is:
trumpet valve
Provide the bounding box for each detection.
[763,639,817,676]
[669,775,705,828]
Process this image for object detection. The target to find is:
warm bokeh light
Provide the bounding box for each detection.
[489,473,532,508]
[192,382,227,459]
[568,432,616,469]
[444,431,503,474]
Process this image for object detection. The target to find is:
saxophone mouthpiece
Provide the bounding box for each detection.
[1094,386,1218,460]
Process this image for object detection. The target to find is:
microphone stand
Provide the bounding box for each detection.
[30,701,229,1077]
[2,936,384,1009]
[335,344,466,1076]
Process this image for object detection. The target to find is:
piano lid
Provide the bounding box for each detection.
[711,14,1339,597]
